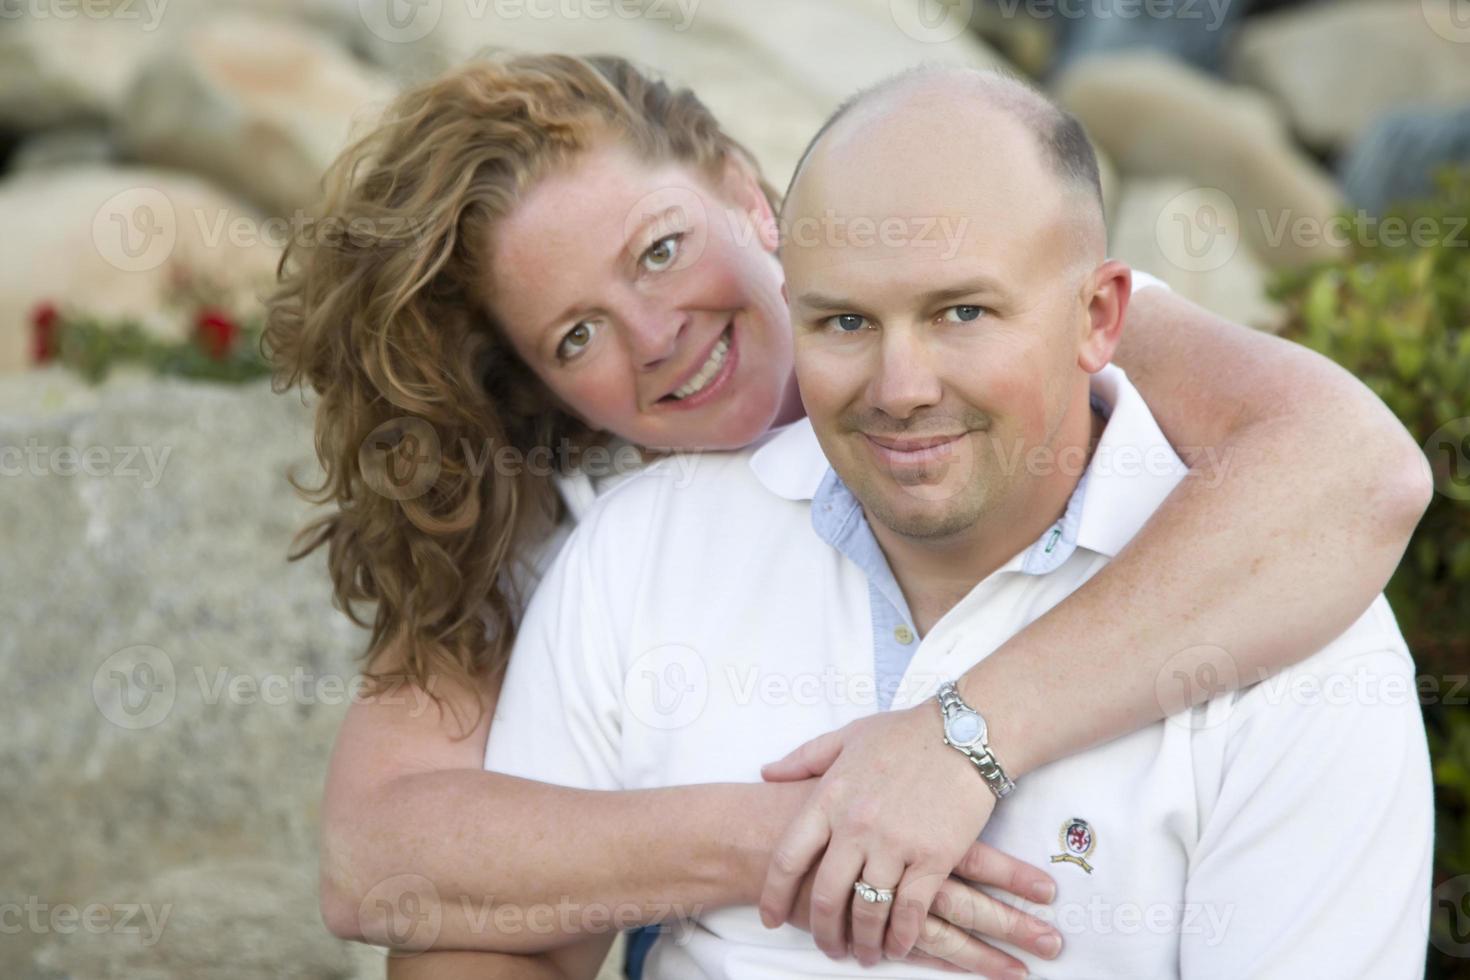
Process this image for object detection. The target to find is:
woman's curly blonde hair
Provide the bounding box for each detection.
[263,52,776,732]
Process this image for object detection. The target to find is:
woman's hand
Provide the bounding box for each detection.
[784,840,1061,977]
[757,705,1054,966]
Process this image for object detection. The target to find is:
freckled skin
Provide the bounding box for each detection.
[487,143,796,452]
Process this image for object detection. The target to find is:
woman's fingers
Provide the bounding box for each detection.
[931,877,1062,963]
[758,804,831,929]
[953,840,1057,905]
[760,730,844,782]
[848,856,904,967]
[807,840,867,959]
[912,913,1030,979]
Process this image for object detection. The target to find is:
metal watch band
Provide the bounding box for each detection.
[936,681,1016,800]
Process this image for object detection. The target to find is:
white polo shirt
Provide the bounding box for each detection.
[484,364,1434,979]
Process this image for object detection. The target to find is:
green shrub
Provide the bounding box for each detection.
[1273,168,1470,979]
[1273,169,1470,675]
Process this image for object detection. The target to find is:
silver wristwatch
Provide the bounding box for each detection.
[936,680,1015,800]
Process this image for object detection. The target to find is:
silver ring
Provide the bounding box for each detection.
[853,880,894,904]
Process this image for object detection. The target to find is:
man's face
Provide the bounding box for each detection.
[784,101,1097,541]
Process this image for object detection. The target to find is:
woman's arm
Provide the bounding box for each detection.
[318,653,1059,965]
[383,936,616,980]
[319,660,799,953]
[756,284,1433,956]
[965,284,1432,775]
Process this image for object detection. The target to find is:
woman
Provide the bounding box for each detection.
[264,53,1430,978]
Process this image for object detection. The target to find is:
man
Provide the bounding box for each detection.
[484,67,1433,978]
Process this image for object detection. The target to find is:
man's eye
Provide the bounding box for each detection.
[557,320,598,361]
[827,314,869,333]
[642,234,683,273]
[942,305,987,323]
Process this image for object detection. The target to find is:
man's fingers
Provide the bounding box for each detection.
[913,914,1030,979]
[757,804,831,929]
[954,840,1057,905]
[883,863,946,961]
[760,730,844,782]
[932,878,1062,962]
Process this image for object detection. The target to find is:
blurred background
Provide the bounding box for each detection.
[1,0,1467,976]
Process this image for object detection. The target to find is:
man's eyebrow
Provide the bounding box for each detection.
[795,278,1007,311]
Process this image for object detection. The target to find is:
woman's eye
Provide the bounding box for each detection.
[827,314,868,333]
[557,320,598,361]
[942,305,987,324]
[641,234,683,273]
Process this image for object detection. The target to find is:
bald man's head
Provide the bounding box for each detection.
[781,65,1133,549]
[783,66,1105,251]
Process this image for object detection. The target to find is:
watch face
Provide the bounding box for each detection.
[945,709,985,748]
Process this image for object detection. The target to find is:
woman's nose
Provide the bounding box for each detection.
[623,304,692,370]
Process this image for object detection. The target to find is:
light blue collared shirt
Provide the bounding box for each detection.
[809,395,1108,710]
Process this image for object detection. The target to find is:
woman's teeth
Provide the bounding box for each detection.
[670,329,731,400]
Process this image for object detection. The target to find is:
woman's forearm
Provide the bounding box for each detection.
[334,772,800,952]
[320,675,802,954]
[959,286,1431,776]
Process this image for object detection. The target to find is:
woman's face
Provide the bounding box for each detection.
[486,141,795,451]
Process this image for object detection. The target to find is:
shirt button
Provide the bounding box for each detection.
[894,624,915,645]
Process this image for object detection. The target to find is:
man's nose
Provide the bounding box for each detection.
[868,326,943,419]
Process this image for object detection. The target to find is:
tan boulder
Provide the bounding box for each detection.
[0,166,279,372]
[1231,0,1470,152]
[1056,52,1345,270]
[1109,176,1284,332]
[118,14,398,215]
[351,0,1011,188]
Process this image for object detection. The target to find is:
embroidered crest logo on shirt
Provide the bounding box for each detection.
[1051,817,1097,874]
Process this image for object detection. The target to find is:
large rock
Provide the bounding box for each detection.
[0,0,374,132]
[1109,177,1284,332]
[352,0,1010,187]
[1051,0,1248,77]
[0,166,279,373]
[1342,105,1470,215]
[1056,51,1345,269]
[33,859,385,979]
[118,14,398,215]
[0,17,164,129]
[1230,0,1470,152]
[0,372,358,977]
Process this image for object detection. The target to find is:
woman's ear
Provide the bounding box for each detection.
[1078,260,1131,374]
[721,156,780,254]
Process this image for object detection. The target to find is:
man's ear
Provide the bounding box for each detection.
[721,155,780,253]
[1078,260,1131,374]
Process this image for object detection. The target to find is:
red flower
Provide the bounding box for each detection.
[31,302,60,364]
[195,308,239,360]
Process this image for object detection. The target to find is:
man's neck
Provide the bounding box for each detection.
[875,386,1104,636]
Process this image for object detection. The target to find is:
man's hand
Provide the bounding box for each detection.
[758,703,1050,966]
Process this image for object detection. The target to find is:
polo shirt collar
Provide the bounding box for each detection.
[747,363,1188,562]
